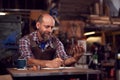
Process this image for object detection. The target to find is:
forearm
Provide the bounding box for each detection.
[64,54,83,66]
[64,57,77,66]
[28,58,50,67]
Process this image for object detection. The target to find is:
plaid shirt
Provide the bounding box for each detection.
[19,31,69,60]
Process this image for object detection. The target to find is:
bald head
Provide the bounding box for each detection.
[37,14,55,25]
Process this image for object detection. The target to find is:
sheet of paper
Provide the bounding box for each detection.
[41,67,74,70]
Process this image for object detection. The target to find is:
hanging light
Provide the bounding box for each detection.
[0,12,7,15]
[84,31,95,36]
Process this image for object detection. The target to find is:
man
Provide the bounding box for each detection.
[19,13,84,68]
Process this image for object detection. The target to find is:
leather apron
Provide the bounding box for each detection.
[29,36,56,60]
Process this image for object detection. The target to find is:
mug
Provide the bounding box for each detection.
[17,59,26,69]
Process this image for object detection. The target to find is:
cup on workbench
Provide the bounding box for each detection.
[17,59,26,70]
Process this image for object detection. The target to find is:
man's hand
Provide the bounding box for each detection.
[27,57,64,68]
[45,58,63,68]
[72,45,84,61]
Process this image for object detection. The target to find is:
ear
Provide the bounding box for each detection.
[36,22,40,29]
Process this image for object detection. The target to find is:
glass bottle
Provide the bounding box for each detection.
[93,47,98,69]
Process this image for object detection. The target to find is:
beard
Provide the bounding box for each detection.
[41,32,52,41]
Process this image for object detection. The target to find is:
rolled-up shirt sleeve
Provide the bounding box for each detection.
[19,37,33,59]
[55,38,70,60]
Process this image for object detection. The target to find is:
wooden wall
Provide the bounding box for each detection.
[60,20,85,38]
